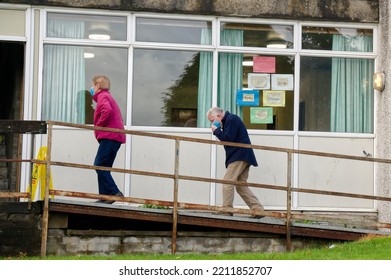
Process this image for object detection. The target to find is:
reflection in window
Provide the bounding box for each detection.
[300,56,374,133]
[47,13,127,41]
[132,49,212,127]
[220,22,293,49]
[302,26,373,52]
[42,45,128,124]
[136,17,212,45]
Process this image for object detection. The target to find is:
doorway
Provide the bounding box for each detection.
[0,41,25,193]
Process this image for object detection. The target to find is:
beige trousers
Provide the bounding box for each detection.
[222,160,263,210]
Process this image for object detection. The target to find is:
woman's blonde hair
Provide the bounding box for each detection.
[92,75,110,90]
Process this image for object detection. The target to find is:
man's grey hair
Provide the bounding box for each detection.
[206,107,224,118]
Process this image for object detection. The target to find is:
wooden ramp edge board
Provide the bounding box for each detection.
[48,199,391,241]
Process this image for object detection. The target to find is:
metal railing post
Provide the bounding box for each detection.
[171,139,180,254]
[40,123,52,257]
[286,151,293,251]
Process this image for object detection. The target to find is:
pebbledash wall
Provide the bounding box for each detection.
[376,0,391,225]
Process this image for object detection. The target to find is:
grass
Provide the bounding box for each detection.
[4,235,391,260]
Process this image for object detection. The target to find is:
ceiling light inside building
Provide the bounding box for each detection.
[242,61,253,66]
[266,43,287,48]
[266,39,287,48]
[265,31,287,49]
[84,52,95,58]
[88,33,111,40]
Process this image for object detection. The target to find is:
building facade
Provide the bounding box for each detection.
[1,0,390,222]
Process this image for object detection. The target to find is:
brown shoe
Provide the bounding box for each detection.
[214,211,233,216]
[250,214,264,219]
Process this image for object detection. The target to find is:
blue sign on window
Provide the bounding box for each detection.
[236,89,259,106]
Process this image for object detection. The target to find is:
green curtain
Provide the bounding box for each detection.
[197,29,213,127]
[42,19,86,124]
[330,35,374,133]
[197,29,244,125]
[218,30,243,117]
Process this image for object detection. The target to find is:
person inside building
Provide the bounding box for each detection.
[90,75,125,203]
[207,106,264,218]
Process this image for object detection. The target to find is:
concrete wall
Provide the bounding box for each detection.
[1,0,379,22]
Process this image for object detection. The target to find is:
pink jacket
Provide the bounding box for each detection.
[92,89,126,143]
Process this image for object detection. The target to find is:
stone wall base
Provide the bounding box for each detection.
[47,229,331,256]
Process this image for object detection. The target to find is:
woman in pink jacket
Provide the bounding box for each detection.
[90,75,126,203]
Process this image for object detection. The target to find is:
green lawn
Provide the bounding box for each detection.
[7,235,391,260]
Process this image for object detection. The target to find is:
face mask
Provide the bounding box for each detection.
[89,87,95,96]
[213,120,221,128]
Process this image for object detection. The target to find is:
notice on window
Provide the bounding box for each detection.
[263,90,286,107]
[253,56,276,73]
[248,73,270,89]
[271,74,294,90]
[250,107,273,124]
[236,89,259,106]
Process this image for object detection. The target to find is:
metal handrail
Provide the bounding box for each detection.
[2,120,391,256]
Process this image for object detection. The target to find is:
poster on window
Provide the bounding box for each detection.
[248,73,270,89]
[253,56,276,73]
[271,74,294,90]
[236,89,259,106]
[250,107,273,124]
[263,90,286,107]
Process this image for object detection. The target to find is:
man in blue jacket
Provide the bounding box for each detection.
[207,107,264,218]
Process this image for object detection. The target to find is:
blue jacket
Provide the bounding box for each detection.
[213,111,258,168]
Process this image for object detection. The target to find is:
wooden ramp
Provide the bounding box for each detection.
[48,199,391,242]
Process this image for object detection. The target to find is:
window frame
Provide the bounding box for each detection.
[39,9,131,127]
[38,8,378,137]
[297,21,377,138]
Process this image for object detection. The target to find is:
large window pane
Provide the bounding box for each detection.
[136,17,212,45]
[220,22,294,49]
[42,45,128,124]
[217,53,294,131]
[302,26,373,52]
[47,13,127,41]
[300,56,374,133]
[132,49,212,127]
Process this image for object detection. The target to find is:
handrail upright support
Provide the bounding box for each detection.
[40,123,52,257]
[171,139,180,254]
[286,151,293,252]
